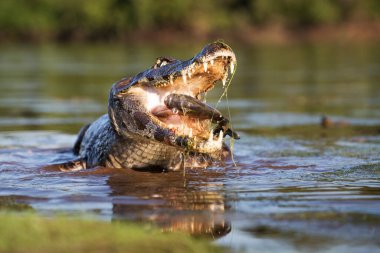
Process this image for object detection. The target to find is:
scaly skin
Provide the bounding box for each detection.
[58,42,237,172]
[76,115,184,171]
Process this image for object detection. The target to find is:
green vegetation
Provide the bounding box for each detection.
[0,212,223,253]
[0,197,34,212]
[0,0,379,42]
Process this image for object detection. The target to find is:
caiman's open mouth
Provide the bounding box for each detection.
[145,43,236,140]
[113,42,237,151]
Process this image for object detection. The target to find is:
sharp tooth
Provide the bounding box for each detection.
[203,62,208,72]
[210,59,214,65]
[230,62,234,73]
[189,128,193,138]
[222,72,228,87]
[187,70,192,78]
[208,129,213,142]
[182,71,187,84]
[169,75,173,85]
[218,130,223,145]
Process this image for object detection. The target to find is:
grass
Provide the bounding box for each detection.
[0,212,224,253]
[0,197,34,212]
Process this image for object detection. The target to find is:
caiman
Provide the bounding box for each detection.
[59,42,238,172]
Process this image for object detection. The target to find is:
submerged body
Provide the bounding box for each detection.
[77,114,185,171]
[60,42,237,172]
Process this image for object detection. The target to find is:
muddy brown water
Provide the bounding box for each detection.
[0,43,379,253]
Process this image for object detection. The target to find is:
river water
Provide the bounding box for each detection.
[0,42,379,253]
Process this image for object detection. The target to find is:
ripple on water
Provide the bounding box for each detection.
[236,112,380,128]
[0,97,102,114]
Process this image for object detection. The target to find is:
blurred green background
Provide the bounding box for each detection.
[1,0,380,44]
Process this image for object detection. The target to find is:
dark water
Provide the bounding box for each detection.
[0,43,379,253]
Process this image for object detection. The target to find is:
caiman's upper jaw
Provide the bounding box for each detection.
[145,42,236,107]
[151,42,236,96]
[114,42,236,96]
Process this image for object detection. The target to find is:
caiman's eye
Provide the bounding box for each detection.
[153,57,174,69]
[158,60,168,67]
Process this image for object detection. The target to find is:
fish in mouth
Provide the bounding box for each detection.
[58,42,239,172]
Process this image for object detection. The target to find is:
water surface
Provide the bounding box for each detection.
[0,42,379,253]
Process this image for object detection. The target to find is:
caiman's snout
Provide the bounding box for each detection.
[163,41,236,95]
[195,41,235,64]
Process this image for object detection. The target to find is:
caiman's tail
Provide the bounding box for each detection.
[56,158,87,172]
[54,124,90,172]
[41,158,86,172]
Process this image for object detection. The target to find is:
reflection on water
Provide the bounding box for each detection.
[108,169,231,238]
[0,42,380,252]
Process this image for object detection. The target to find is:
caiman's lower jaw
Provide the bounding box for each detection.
[147,52,236,140]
